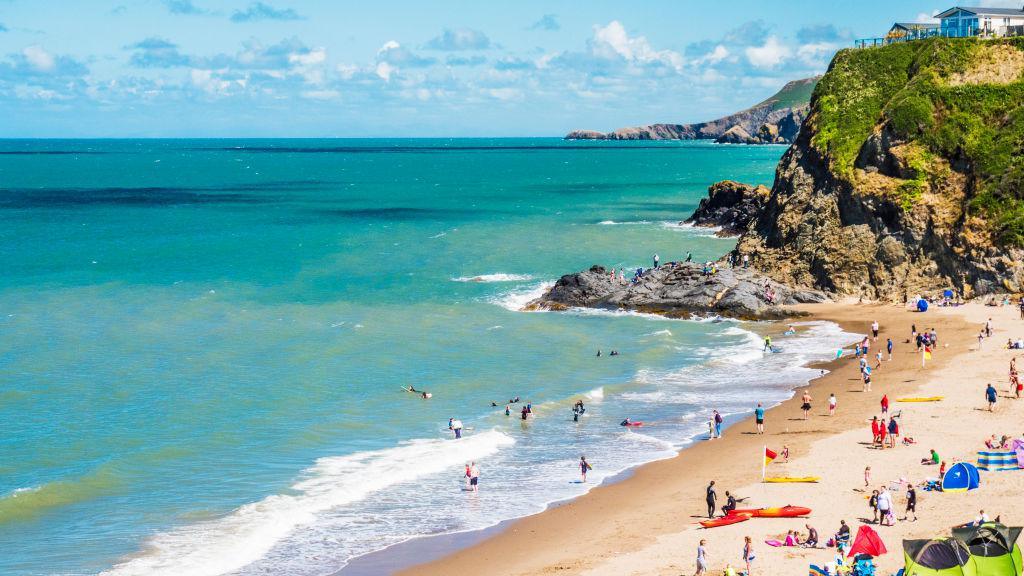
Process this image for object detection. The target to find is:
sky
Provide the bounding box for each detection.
[0,0,1017,137]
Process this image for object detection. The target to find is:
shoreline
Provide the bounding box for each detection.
[394,300,1010,576]
[337,309,860,575]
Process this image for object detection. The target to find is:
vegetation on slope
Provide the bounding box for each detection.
[807,37,1024,245]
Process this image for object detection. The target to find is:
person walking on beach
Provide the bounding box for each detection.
[705,481,717,518]
[871,320,879,341]
[903,484,918,522]
[986,318,994,338]
[468,461,479,492]
[579,455,591,483]
[800,390,812,419]
[451,418,464,439]
[695,539,708,575]
[877,487,894,526]
[869,490,880,523]
[887,337,893,361]
[986,383,998,411]
[754,403,765,434]
[828,393,837,416]
[713,410,723,438]
[864,466,871,487]
[888,416,899,448]
[742,536,755,575]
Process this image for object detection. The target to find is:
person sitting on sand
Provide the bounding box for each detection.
[834,520,851,549]
[804,524,819,548]
[985,434,999,449]
[784,530,799,547]
[722,491,737,516]
[921,449,940,465]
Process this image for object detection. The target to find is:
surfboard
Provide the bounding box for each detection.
[763,477,820,483]
[895,396,943,402]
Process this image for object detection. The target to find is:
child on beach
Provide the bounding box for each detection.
[875,351,883,369]
[828,393,837,416]
[782,445,789,462]
[864,466,871,487]
[742,536,755,575]
[695,539,708,575]
[580,455,591,483]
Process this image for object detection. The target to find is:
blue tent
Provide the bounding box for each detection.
[917,299,929,312]
[943,462,981,492]
[944,289,954,299]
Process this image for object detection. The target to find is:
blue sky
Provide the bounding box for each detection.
[0,0,1013,137]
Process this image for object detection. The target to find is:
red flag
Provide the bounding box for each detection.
[765,447,778,465]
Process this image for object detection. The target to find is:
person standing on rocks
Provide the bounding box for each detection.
[742,254,749,269]
[653,253,660,268]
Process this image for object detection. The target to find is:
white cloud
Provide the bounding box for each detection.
[375,61,394,81]
[916,12,940,23]
[301,89,339,100]
[22,45,55,72]
[590,21,684,72]
[190,69,233,94]
[693,44,729,66]
[796,42,837,66]
[745,36,791,69]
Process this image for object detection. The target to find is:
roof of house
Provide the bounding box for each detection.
[936,6,1024,18]
[891,22,940,30]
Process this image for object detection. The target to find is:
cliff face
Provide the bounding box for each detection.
[566,77,818,144]
[735,38,1024,300]
[686,180,769,236]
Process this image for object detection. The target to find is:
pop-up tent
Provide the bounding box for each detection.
[918,299,930,312]
[952,523,1023,576]
[903,538,971,575]
[850,525,888,557]
[902,524,1023,576]
[943,462,980,492]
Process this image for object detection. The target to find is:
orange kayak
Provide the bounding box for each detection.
[731,506,811,518]
[700,512,752,528]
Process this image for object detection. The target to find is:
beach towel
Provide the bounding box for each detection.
[809,566,827,576]
[765,539,783,547]
[1015,439,1024,468]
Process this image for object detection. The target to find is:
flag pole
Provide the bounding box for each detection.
[762,444,767,482]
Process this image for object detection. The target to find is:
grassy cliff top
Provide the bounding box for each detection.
[756,76,820,110]
[808,37,1024,245]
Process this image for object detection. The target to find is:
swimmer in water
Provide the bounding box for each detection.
[620,418,632,426]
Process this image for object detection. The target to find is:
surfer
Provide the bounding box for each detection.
[610,350,619,356]
[620,418,632,426]
[421,391,430,399]
[596,349,602,357]
[580,455,591,482]
[763,335,772,351]
[407,385,418,393]
[705,481,717,518]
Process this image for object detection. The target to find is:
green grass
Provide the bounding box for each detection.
[807,37,1024,244]
[763,77,819,109]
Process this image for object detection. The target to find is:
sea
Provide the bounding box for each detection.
[0,139,857,576]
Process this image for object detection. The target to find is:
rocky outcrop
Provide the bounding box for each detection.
[732,38,1024,300]
[527,264,827,320]
[686,180,770,236]
[566,77,817,145]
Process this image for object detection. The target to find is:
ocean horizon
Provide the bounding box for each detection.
[0,138,854,575]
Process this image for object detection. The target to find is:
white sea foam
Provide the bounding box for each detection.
[585,387,604,401]
[621,429,677,451]
[102,431,515,576]
[489,282,553,311]
[452,273,534,283]
[596,220,651,226]
[660,221,727,238]
[642,329,673,337]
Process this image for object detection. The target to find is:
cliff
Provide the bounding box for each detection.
[735,37,1024,300]
[565,76,818,144]
[686,180,770,236]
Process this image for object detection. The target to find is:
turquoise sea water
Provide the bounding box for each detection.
[0,139,853,575]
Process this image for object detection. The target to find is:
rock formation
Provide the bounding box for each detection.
[734,38,1024,300]
[565,77,818,145]
[686,180,770,236]
[527,264,827,320]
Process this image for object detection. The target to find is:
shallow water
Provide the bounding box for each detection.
[0,139,854,575]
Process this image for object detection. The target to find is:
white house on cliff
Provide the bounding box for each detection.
[935,6,1024,37]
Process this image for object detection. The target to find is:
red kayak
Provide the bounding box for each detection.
[700,512,752,528]
[621,421,644,427]
[730,506,811,518]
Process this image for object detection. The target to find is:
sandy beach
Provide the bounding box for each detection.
[401,301,1024,576]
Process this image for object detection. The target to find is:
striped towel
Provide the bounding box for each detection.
[977,450,1021,471]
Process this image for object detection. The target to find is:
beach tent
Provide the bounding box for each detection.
[942,462,980,492]
[944,289,954,299]
[903,538,972,575]
[917,299,929,312]
[849,525,888,558]
[952,523,1023,576]
[977,450,1022,471]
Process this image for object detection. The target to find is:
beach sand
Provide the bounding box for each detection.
[399,301,1024,576]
